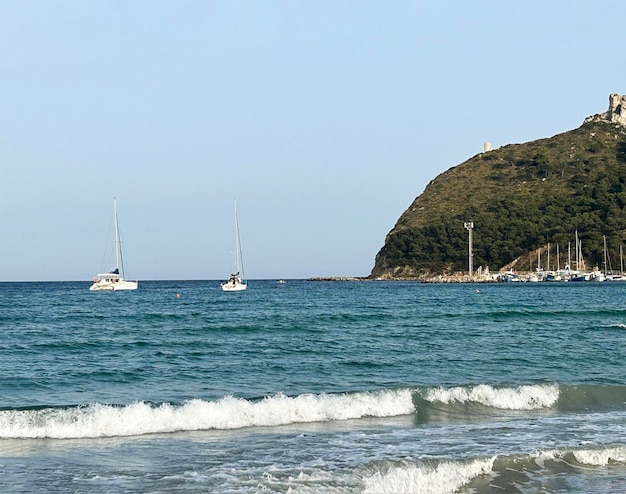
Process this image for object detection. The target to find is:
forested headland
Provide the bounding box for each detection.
[371,96,626,279]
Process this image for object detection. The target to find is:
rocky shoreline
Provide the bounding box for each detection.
[307,275,490,282]
[308,273,530,283]
[307,276,366,282]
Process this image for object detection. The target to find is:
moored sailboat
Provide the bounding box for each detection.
[607,244,626,280]
[89,198,138,291]
[221,200,247,292]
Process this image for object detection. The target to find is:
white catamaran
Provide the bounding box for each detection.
[221,200,247,292]
[89,198,138,291]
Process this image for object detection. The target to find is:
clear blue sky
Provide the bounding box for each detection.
[1,1,624,281]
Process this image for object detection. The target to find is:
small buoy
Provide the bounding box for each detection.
[475,289,480,293]
[175,293,181,298]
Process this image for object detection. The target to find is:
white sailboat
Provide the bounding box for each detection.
[221,200,247,292]
[89,198,138,291]
[607,242,626,281]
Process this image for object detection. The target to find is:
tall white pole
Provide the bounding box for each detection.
[469,227,473,278]
[568,241,571,271]
[464,222,474,279]
[604,235,607,275]
[114,197,120,272]
[575,233,578,270]
[234,199,244,279]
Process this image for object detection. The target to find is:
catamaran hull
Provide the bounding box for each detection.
[89,280,138,291]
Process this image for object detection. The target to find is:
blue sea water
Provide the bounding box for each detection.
[1,280,626,493]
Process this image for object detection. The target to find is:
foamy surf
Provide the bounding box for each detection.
[538,445,626,466]
[361,446,626,494]
[363,457,496,494]
[0,388,415,439]
[420,383,560,410]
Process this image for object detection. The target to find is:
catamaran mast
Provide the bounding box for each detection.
[114,198,120,273]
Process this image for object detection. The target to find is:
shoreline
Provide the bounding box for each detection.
[307,272,588,283]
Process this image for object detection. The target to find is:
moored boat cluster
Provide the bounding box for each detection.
[417,266,626,283]
[495,266,625,283]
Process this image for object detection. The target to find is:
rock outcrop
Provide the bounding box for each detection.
[584,93,626,126]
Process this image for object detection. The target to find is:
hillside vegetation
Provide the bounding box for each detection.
[370,119,626,278]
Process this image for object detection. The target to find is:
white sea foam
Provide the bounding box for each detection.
[534,446,626,468]
[0,388,415,439]
[423,383,559,410]
[362,457,495,494]
[572,446,626,465]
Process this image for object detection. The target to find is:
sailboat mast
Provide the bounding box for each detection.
[114,198,120,273]
[568,241,571,270]
[234,200,244,279]
[603,235,608,276]
[538,249,541,271]
[576,230,581,271]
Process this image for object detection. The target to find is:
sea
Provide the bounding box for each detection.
[1,280,626,493]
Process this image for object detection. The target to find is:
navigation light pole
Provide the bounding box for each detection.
[464,222,474,279]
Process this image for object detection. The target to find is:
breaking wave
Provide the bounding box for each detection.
[413,383,626,422]
[419,383,560,410]
[362,445,626,494]
[3,383,625,439]
[363,457,496,494]
[0,388,415,439]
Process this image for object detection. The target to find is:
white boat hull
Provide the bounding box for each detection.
[90,279,138,291]
[607,275,626,281]
[221,280,247,292]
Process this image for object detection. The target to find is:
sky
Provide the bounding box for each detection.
[2,1,625,281]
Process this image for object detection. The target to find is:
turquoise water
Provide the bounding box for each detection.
[1,280,626,492]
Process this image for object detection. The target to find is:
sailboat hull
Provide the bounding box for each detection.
[221,280,247,292]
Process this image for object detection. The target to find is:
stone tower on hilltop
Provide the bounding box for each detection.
[585,93,626,126]
[607,93,626,126]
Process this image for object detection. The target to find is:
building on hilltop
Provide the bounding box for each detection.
[584,93,626,126]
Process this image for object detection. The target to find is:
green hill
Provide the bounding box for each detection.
[370,102,626,279]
